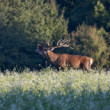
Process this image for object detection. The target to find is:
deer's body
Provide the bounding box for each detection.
[36,39,94,71]
[46,51,93,70]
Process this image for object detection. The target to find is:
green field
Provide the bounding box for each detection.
[0,68,110,110]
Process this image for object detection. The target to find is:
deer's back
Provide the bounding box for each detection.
[59,54,92,68]
[56,54,81,68]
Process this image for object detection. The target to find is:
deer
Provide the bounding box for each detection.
[36,39,94,71]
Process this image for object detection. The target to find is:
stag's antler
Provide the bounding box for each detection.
[57,39,70,47]
[54,39,74,49]
[46,40,50,46]
[46,39,73,50]
[46,39,54,46]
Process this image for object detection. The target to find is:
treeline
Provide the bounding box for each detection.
[0,0,109,71]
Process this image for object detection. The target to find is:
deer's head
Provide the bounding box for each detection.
[36,44,54,57]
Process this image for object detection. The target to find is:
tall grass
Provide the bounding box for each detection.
[0,68,110,110]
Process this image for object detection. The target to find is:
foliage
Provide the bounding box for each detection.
[0,68,110,110]
[56,0,110,69]
[70,24,108,68]
[0,0,110,70]
[94,0,110,31]
[57,0,110,32]
[0,0,68,71]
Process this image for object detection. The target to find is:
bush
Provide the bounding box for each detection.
[0,0,68,71]
[70,24,108,68]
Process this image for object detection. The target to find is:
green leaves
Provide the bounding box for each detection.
[0,0,68,71]
[70,24,108,68]
[0,0,109,70]
[0,69,110,110]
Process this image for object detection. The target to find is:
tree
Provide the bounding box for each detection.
[70,24,108,68]
[0,0,68,71]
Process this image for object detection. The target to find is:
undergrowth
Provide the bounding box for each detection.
[0,68,110,110]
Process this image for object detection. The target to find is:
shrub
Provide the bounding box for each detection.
[0,0,68,71]
[70,24,108,68]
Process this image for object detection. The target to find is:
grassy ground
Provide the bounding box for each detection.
[0,68,110,110]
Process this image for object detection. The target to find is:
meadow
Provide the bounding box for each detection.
[0,68,110,110]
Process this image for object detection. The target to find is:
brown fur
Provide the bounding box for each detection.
[36,45,94,71]
[47,51,93,70]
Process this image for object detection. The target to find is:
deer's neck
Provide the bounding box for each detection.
[46,51,59,63]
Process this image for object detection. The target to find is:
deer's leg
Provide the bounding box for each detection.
[58,61,67,71]
[58,57,67,71]
[59,64,66,71]
[83,62,92,72]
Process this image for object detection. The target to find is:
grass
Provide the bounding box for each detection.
[0,68,110,110]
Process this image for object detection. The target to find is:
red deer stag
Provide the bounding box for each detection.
[36,40,93,71]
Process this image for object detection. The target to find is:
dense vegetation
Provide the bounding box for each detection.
[0,68,110,110]
[0,0,110,71]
